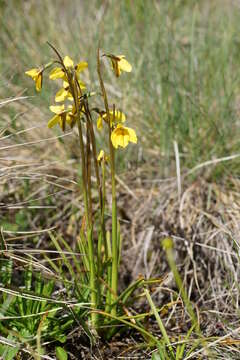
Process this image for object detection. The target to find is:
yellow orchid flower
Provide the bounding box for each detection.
[111,124,137,149]
[48,104,66,131]
[55,87,72,102]
[105,54,132,77]
[49,67,66,80]
[25,68,43,91]
[49,56,88,81]
[55,79,86,102]
[97,110,126,130]
[48,103,79,130]
[63,56,88,73]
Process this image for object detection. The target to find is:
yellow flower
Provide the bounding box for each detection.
[55,81,73,102]
[55,87,72,102]
[97,110,126,130]
[48,104,78,130]
[111,124,137,149]
[48,104,66,131]
[55,79,86,102]
[49,67,66,80]
[75,62,88,72]
[97,150,109,163]
[105,54,132,77]
[49,56,88,81]
[63,56,88,72]
[63,55,74,68]
[25,68,43,91]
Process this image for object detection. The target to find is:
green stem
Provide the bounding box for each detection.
[105,230,112,314]
[101,158,107,256]
[87,226,98,326]
[109,122,118,316]
[144,288,175,360]
[162,238,200,334]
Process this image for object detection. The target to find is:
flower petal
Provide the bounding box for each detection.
[118,57,132,73]
[55,88,68,102]
[49,104,65,114]
[126,127,137,143]
[111,125,137,149]
[35,74,42,92]
[109,110,126,124]
[63,56,74,68]
[48,114,60,128]
[25,68,39,79]
[49,67,65,80]
[75,61,88,72]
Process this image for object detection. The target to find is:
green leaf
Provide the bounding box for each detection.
[0,343,19,360]
[56,346,68,360]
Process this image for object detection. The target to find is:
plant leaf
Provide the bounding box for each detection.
[56,346,68,360]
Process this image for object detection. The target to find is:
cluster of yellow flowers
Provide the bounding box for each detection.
[25,52,137,150]
[26,47,138,327]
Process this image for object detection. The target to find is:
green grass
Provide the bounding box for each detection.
[1,0,240,176]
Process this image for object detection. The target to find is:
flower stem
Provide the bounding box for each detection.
[97,48,118,316]
[73,76,97,328]
[84,100,105,245]
[108,109,118,317]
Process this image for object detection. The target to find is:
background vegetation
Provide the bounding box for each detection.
[1,0,240,175]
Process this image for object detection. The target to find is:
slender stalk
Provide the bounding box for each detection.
[97,155,107,272]
[144,288,175,360]
[86,124,92,223]
[72,74,97,328]
[105,231,112,314]
[84,100,105,245]
[97,48,118,316]
[101,156,107,254]
[162,238,200,334]
[109,108,118,316]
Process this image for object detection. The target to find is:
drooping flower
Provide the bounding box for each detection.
[48,103,79,130]
[105,54,132,77]
[55,81,73,102]
[49,67,66,81]
[49,56,88,81]
[25,68,43,91]
[97,110,126,130]
[48,104,67,131]
[55,80,86,102]
[111,124,137,149]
